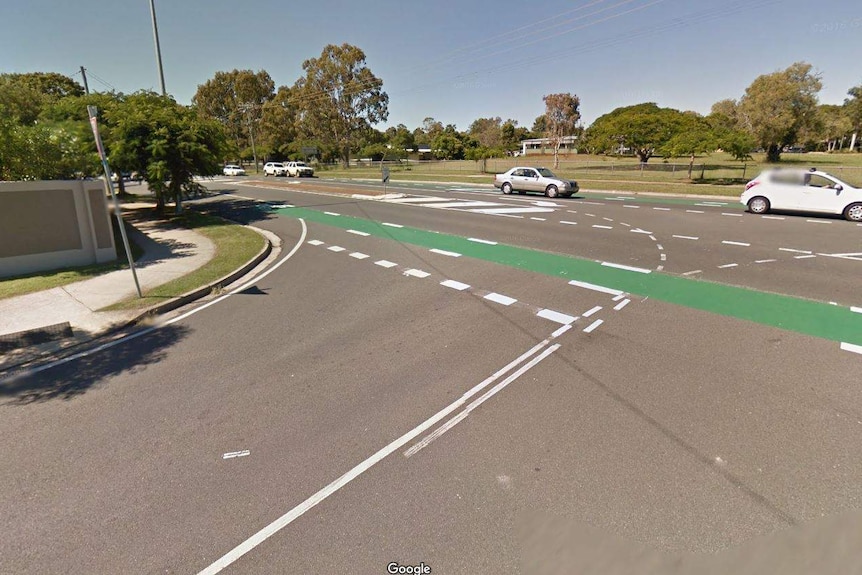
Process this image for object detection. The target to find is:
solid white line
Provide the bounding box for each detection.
[583,319,603,333]
[199,340,554,575]
[552,324,572,338]
[794,255,817,259]
[682,270,702,276]
[718,263,738,268]
[374,260,398,268]
[806,219,831,224]
[327,246,346,252]
[429,201,503,209]
[472,207,554,214]
[307,240,324,246]
[722,213,743,217]
[537,309,577,325]
[601,261,651,274]
[755,259,776,264]
[583,305,602,318]
[592,225,613,229]
[349,252,369,260]
[673,235,699,240]
[722,241,750,247]
[404,345,560,459]
[653,207,670,211]
[779,248,812,254]
[851,307,862,314]
[623,205,639,208]
[404,269,430,278]
[612,293,627,301]
[568,280,623,296]
[440,280,470,291]
[468,237,497,245]
[381,222,403,228]
[762,215,785,220]
[613,299,630,311]
[530,217,547,221]
[840,342,862,355]
[324,211,340,216]
[484,293,517,306]
[222,450,250,460]
[560,220,578,225]
[386,196,453,203]
[686,210,705,214]
[347,229,369,236]
[429,249,462,258]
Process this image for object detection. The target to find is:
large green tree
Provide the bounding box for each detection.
[584,103,697,162]
[737,62,822,162]
[0,72,84,125]
[542,93,581,167]
[292,43,388,167]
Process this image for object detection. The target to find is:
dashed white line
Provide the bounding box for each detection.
[530,217,547,221]
[468,237,497,245]
[648,235,657,241]
[552,324,573,338]
[840,342,862,355]
[324,211,340,216]
[222,450,250,460]
[623,205,639,208]
[537,309,577,325]
[686,210,705,214]
[585,213,596,217]
[682,270,702,276]
[404,269,430,278]
[755,259,776,264]
[718,263,738,268]
[568,280,623,296]
[307,240,324,246]
[656,244,664,250]
[583,306,602,317]
[592,225,613,229]
[349,252,370,260]
[560,220,578,225]
[429,249,461,258]
[484,293,517,306]
[381,222,403,228]
[374,260,398,268]
[603,217,614,222]
[583,319,604,333]
[722,241,751,247]
[440,280,470,291]
[347,229,370,236]
[612,293,627,301]
[762,215,785,220]
[779,248,812,254]
[806,219,831,224]
[580,201,605,206]
[660,254,667,261]
[653,207,671,211]
[656,265,664,271]
[620,222,631,227]
[613,299,630,311]
[673,235,699,240]
[327,246,346,252]
[722,213,743,217]
[794,255,817,259]
[601,262,651,274]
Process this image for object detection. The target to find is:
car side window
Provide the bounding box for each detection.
[512,169,524,177]
[806,175,834,188]
[523,169,536,178]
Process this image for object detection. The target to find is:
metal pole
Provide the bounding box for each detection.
[88,106,143,298]
[149,0,166,96]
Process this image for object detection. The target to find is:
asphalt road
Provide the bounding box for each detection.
[1,177,861,574]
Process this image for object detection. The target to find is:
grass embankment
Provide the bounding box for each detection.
[104,210,264,311]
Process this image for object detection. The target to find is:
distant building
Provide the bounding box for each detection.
[519,135,579,156]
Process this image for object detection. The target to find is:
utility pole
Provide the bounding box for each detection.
[240,104,259,172]
[149,0,167,96]
[80,66,90,95]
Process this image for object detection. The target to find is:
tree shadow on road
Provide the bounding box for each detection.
[0,323,191,406]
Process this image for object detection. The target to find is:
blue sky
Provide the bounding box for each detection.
[2,0,860,131]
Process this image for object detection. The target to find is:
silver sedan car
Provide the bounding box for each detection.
[493,166,579,198]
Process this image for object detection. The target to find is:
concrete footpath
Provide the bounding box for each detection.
[0,203,274,372]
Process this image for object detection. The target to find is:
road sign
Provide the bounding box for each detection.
[382,166,390,183]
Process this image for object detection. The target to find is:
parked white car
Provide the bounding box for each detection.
[263,162,288,176]
[741,168,862,222]
[286,161,314,177]
[493,166,579,198]
[222,164,246,176]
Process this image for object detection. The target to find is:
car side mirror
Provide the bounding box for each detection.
[835,184,843,192]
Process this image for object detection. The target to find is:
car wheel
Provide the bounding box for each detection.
[501,182,513,194]
[844,202,862,222]
[545,185,559,198]
[747,196,770,214]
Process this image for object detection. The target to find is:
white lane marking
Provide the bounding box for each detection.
[404,269,430,278]
[648,235,657,241]
[472,207,554,214]
[441,280,470,291]
[755,259,776,264]
[381,222,403,228]
[566,210,578,214]
[762,215,785,220]
[568,280,623,296]
[307,240,324,246]
[794,255,817,259]
[601,261,652,274]
[585,213,596,217]
[656,244,664,250]
[592,225,613,229]
[429,248,461,258]
[851,307,862,314]
[537,309,577,325]
[612,293,627,301]
[718,263,738,268]
[199,340,553,575]
[816,252,862,261]
[605,196,636,200]
[560,220,578,225]
[429,201,504,209]
[374,260,398,268]
[806,219,831,224]
[656,265,664,271]
[223,450,250,460]
[699,201,727,206]
[779,248,812,254]
[347,229,370,236]
[722,241,751,247]
[324,211,340,216]
[484,293,517,306]
[604,197,626,201]
[580,201,605,206]
[630,228,652,234]
[386,197,456,203]
[583,305,602,318]
[840,342,862,355]
[583,319,604,333]
[686,210,705,214]
[552,324,573,338]
[468,237,497,245]
[623,205,640,208]
[603,217,614,222]
[682,270,702,276]
[673,235,699,240]
[722,213,743,217]
[660,253,667,261]
[613,299,630,311]
[534,200,564,207]
[620,222,631,227]
[349,252,369,260]
[403,344,560,459]
[531,217,547,221]
[327,246,346,252]
[653,207,671,211]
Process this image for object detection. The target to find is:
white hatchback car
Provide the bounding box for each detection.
[741,168,862,222]
[222,164,246,176]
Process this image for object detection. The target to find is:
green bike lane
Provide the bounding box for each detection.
[275,206,862,349]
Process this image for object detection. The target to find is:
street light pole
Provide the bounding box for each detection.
[149,0,166,96]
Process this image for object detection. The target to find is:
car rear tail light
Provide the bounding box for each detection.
[744,181,760,191]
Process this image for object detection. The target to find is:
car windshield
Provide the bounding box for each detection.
[537,168,557,178]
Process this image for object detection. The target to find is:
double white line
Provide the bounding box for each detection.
[197,336,562,574]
